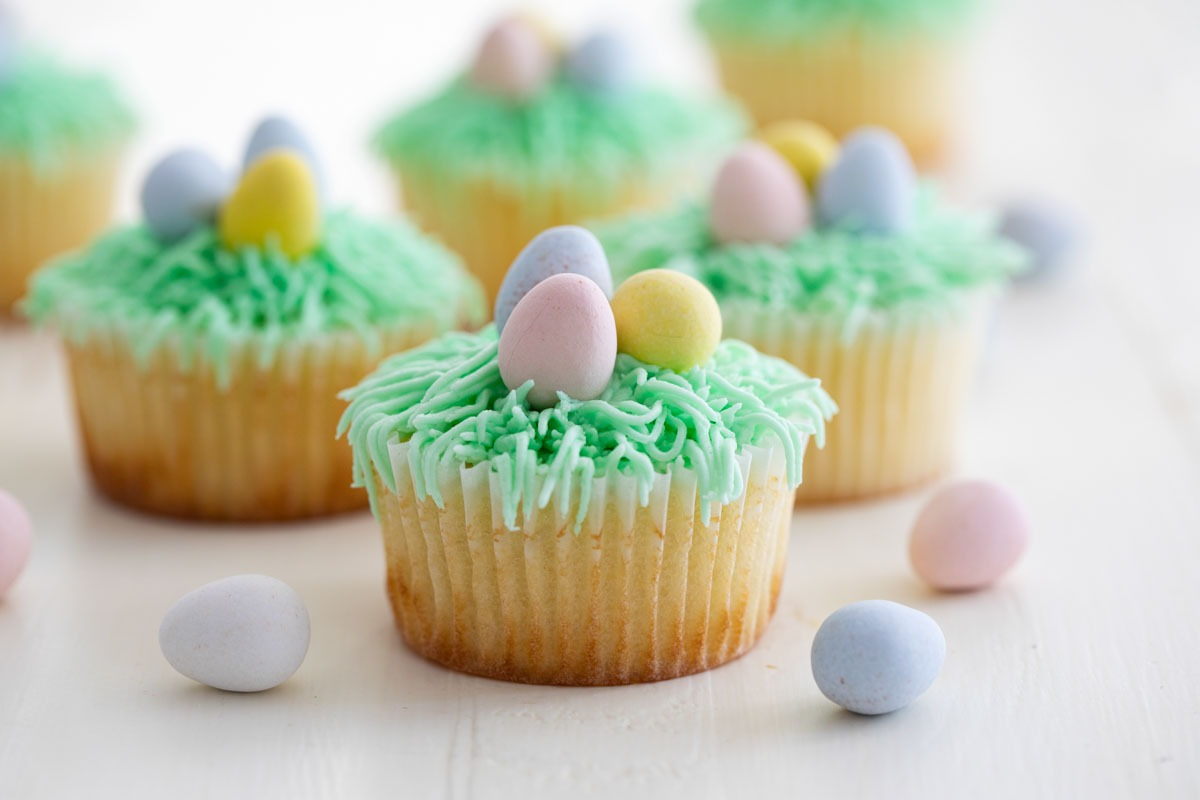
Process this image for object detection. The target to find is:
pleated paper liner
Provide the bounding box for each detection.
[722,293,992,504]
[375,440,799,685]
[64,323,440,522]
[0,153,122,314]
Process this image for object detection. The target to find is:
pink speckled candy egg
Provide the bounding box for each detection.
[469,18,553,101]
[709,142,809,246]
[498,273,617,410]
[909,480,1030,592]
[0,489,33,598]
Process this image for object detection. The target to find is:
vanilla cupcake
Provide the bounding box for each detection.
[340,227,833,685]
[25,117,484,521]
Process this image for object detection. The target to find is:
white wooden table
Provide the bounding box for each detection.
[2,0,1199,797]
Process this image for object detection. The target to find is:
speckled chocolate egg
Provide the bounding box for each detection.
[494,226,612,334]
[140,149,231,243]
[219,150,320,258]
[998,199,1077,280]
[566,30,635,93]
[243,115,326,201]
[0,489,32,598]
[610,269,721,373]
[0,6,18,83]
[710,142,809,246]
[470,18,552,101]
[759,119,839,190]
[817,127,916,235]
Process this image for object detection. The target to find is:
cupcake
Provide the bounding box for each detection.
[695,0,979,165]
[598,125,1026,503]
[24,116,485,521]
[340,227,833,685]
[374,14,745,304]
[0,12,134,314]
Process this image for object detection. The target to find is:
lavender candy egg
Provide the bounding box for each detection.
[495,226,613,335]
[811,600,945,715]
[243,115,326,202]
[0,489,33,598]
[998,199,1077,280]
[140,148,231,243]
[817,127,916,235]
[565,30,635,93]
[710,142,809,246]
[0,5,18,83]
[498,273,617,410]
[470,18,553,101]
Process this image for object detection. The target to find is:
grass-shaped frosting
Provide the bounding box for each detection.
[24,212,485,388]
[696,0,980,41]
[339,328,835,531]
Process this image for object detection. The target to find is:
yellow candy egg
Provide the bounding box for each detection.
[611,270,721,373]
[513,9,565,54]
[219,150,320,259]
[759,120,840,190]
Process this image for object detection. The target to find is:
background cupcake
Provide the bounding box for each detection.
[24,116,485,522]
[0,10,134,314]
[374,13,745,304]
[599,125,1026,503]
[695,0,979,166]
[341,228,833,685]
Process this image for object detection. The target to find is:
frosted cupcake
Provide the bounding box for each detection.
[695,0,979,165]
[340,227,833,685]
[25,117,485,521]
[374,14,744,304]
[0,13,134,313]
[598,125,1025,503]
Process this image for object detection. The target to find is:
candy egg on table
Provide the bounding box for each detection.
[140,149,230,243]
[710,142,809,246]
[494,225,613,334]
[998,199,1078,280]
[498,273,617,409]
[219,150,321,258]
[817,127,917,235]
[566,30,635,93]
[159,575,310,693]
[910,480,1030,592]
[470,17,553,101]
[610,269,721,373]
[0,489,33,598]
[759,120,840,191]
[811,600,945,716]
[243,115,326,202]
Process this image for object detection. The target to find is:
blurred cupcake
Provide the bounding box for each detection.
[598,125,1025,503]
[340,227,833,685]
[374,13,745,304]
[0,10,134,314]
[24,116,485,521]
[695,0,980,165]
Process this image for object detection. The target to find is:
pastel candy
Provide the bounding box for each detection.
[0,489,32,598]
[566,30,634,93]
[243,115,326,202]
[811,600,945,716]
[998,199,1077,280]
[470,18,552,101]
[513,10,565,54]
[140,148,231,243]
[0,6,17,83]
[219,151,320,259]
[817,127,916,235]
[498,273,617,409]
[909,480,1030,591]
[759,120,839,190]
[710,142,809,246]
[159,575,310,692]
[494,226,613,335]
[611,269,721,373]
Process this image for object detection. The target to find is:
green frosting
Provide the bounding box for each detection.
[695,0,980,40]
[596,190,1026,333]
[375,77,745,192]
[24,212,486,387]
[339,328,835,530]
[0,56,135,172]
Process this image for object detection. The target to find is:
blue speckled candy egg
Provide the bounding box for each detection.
[140,148,231,243]
[494,226,613,334]
[243,115,326,201]
[0,6,18,83]
[998,199,1077,280]
[817,127,916,235]
[565,30,635,93]
[811,599,945,715]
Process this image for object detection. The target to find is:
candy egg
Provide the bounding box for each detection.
[610,269,721,373]
[709,142,809,246]
[811,600,945,716]
[758,120,839,191]
[817,127,916,235]
[513,10,565,54]
[910,480,1030,591]
[470,18,552,101]
[159,575,310,693]
[565,30,635,93]
[140,149,231,243]
[495,225,613,334]
[498,273,617,409]
[0,6,17,83]
[243,115,326,202]
[219,151,320,259]
[998,199,1077,280]
[0,489,32,598]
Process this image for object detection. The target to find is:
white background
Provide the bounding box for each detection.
[3,0,1200,797]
